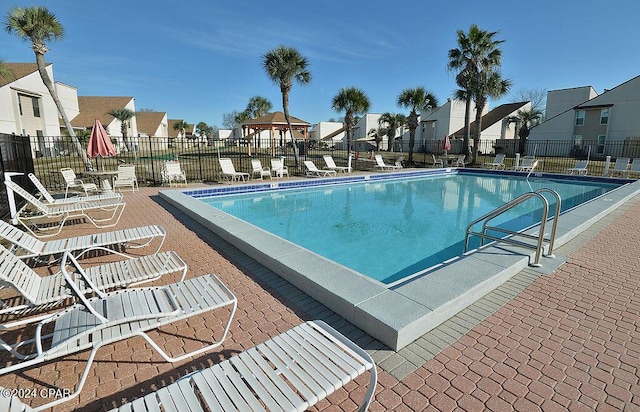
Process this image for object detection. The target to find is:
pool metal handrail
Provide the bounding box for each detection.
[464,189,561,267]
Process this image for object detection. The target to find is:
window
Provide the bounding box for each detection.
[575,110,585,126]
[600,108,609,125]
[32,97,41,117]
[597,135,606,154]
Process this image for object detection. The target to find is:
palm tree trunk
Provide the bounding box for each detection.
[35,52,91,168]
[282,93,299,167]
[462,97,471,157]
[472,101,485,165]
[408,129,416,164]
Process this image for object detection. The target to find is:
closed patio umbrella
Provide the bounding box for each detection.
[87,119,117,170]
[442,134,451,156]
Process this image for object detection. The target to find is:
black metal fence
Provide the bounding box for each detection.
[11,135,640,195]
[0,133,35,219]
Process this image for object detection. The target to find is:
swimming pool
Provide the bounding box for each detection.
[200,173,618,285]
[161,169,640,350]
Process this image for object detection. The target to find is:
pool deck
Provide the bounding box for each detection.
[1,173,639,410]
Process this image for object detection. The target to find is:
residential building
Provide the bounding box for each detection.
[0,63,79,156]
[528,75,640,158]
[309,121,344,148]
[73,96,137,151]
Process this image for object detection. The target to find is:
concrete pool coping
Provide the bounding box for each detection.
[160,169,640,350]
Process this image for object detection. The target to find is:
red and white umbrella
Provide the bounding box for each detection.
[87,119,116,170]
[442,134,451,155]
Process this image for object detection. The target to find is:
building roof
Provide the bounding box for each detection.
[136,111,166,136]
[0,63,43,87]
[452,101,529,137]
[243,111,310,126]
[72,96,134,129]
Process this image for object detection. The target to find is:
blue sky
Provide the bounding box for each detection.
[3,0,639,129]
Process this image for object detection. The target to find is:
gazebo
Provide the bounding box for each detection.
[242,112,310,156]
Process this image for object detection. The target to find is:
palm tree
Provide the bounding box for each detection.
[331,87,371,158]
[244,96,272,156]
[448,24,504,161]
[368,127,387,152]
[378,113,407,153]
[397,88,439,164]
[262,45,311,166]
[109,108,135,151]
[171,120,189,148]
[4,6,90,168]
[469,70,511,164]
[515,107,543,154]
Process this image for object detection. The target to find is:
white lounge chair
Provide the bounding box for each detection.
[27,173,121,205]
[0,218,166,261]
[566,160,589,175]
[161,161,187,186]
[271,158,290,178]
[452,154,466,167]
[251,159,271,180]
[609,157,630,177]
[625,158,640,178]
[0,243,187,325]
[60,167,98,198]
[483,153,506,170]
[514,156,537,172]
[323,154,351,173]
[432,154,444,168]
[109,320,376,412]
[112,164,139,192]
[0,252,237,410]
[374,154,402,170]
[4,179,126,238]
[0,390,37,411]
[219,158,249,182]
[304,160,337,177]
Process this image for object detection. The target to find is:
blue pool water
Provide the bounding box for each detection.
[201,173,619,284]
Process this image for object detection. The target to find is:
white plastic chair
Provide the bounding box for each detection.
[251,159,271,180]
[270,158,290,178]
[28,173,121,204]
[609,157,630,177]
[60,167,98,198]
[323,154,351,173]
[112,164,138,192]
[161,161,187,186]
[566,160,588,175]
[219,158,249,182]
[483,153,506,170]
[432,154,444,168]
[374,154,402,170]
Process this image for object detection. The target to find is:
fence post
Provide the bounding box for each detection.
[603,156,611,176]
[148,137,155,184]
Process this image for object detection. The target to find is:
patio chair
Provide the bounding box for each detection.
[60,167,98,198]
[219,158,249,182]
[452,154,466,167]
[483,153,506,170]
[323,154,351,173]
[0,251,237,411]
[112,164,139,192]
[161,161,187,186]
[109,320,376,412]
[0,243,187,326]
[4,179,126,238]
[304,160,337,177]
[609,157,631,177]
[0,219,166,262]
[271,157,290,178]
[250,159,271,180]
[0,391,37,411]
[432,154,444,168]
[27,173,121,205]
[566,160,589,175]
[374,154,402,170]
[514,156,537,172]
[625,158,640,178]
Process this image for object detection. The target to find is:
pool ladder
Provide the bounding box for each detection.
[463,189,561,267]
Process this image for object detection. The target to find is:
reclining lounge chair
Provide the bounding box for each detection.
[0,244,187,326]
[0,219,166,262]
[110,320,376,412]
[28,173,121,205]
[5,179,126,238]
[0,251,237,410]
[304,160,337,177]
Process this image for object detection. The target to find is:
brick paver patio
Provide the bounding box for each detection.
[0,184,638,411]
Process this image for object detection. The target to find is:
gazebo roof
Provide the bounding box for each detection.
[243,111,310,126]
